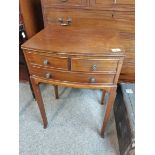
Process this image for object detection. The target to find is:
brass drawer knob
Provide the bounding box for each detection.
[58,17,72,26]
[92,64,97,71]
[43,59,48,65]
[45,73,51,79]
[89,77,96,83]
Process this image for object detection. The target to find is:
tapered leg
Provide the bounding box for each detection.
[54,85,59,99]
[101,90,106,105]
[101,87,117,137]
[30,77,48,128]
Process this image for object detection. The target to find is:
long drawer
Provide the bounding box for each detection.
[25,51,68,70]
[43,8,113,27]
[71,57,119,72]
[42,0,88,7]
[43,8,134,33]
[30,65,115,84]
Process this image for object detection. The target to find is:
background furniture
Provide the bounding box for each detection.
[40,0,135,82]
[114,83,135,155]
[19,0,44,82]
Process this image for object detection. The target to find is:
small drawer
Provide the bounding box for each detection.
[25,51,68,70]
[71,57,119,72]
[42,0,87,7]
[30,66,115,84]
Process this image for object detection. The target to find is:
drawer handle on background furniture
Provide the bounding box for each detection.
[89,77,96,83]
[92,64,97,71]
[45,73,51,79]
[43,59,48,65]
[58,17,72,26]
[60,0,68,2]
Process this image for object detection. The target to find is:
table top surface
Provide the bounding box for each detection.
[22,25,125,56]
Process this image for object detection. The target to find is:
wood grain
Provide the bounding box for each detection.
[21,0,134,136]
[40,0,135,82]
[30,65,116,84]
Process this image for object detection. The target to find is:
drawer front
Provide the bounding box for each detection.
[42,0,87,7]
[44,8,113,27]
[25,51,68,70]
[30,66,115,84]
[71,58,119,72]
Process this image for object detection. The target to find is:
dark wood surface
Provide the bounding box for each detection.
[20,0,44,39]
[22,25,125,137]
[25,51,69,70]
[19,64,29,82]
[41,0,135,82]
[21,0,134,137]
[22,25,125,55]
[19,0,44,84]
[29,65,116,84]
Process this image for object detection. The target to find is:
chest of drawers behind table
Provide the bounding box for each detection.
[22,25,124,137]
[41,0,134,82]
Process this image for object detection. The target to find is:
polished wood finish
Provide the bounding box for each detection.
[30,77,48,128]
[19,0,44,98]
[42,0,87,7]
[41,0,134,82]
[22,0,134,136]
[22,25,124,136]
[20,0,44,39]
[26,51,68,70]
[71,58,119,72]
[101,87,117,137]
[29,65,116,84]
[22,26,125,55]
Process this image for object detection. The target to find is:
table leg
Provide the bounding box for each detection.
[30,77,48,128]
[101,87,117,137]
[54,85,59,99]
[101,90,106,105]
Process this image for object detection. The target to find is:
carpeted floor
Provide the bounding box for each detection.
[19,83,120,155]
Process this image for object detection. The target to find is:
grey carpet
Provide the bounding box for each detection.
[19,83,120,155]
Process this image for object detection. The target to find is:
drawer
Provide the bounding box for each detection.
[44,8,113,27]
[42,0,87,7]
[25,51,68,70]
[71,57,119,72]
[30,66,115,84]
